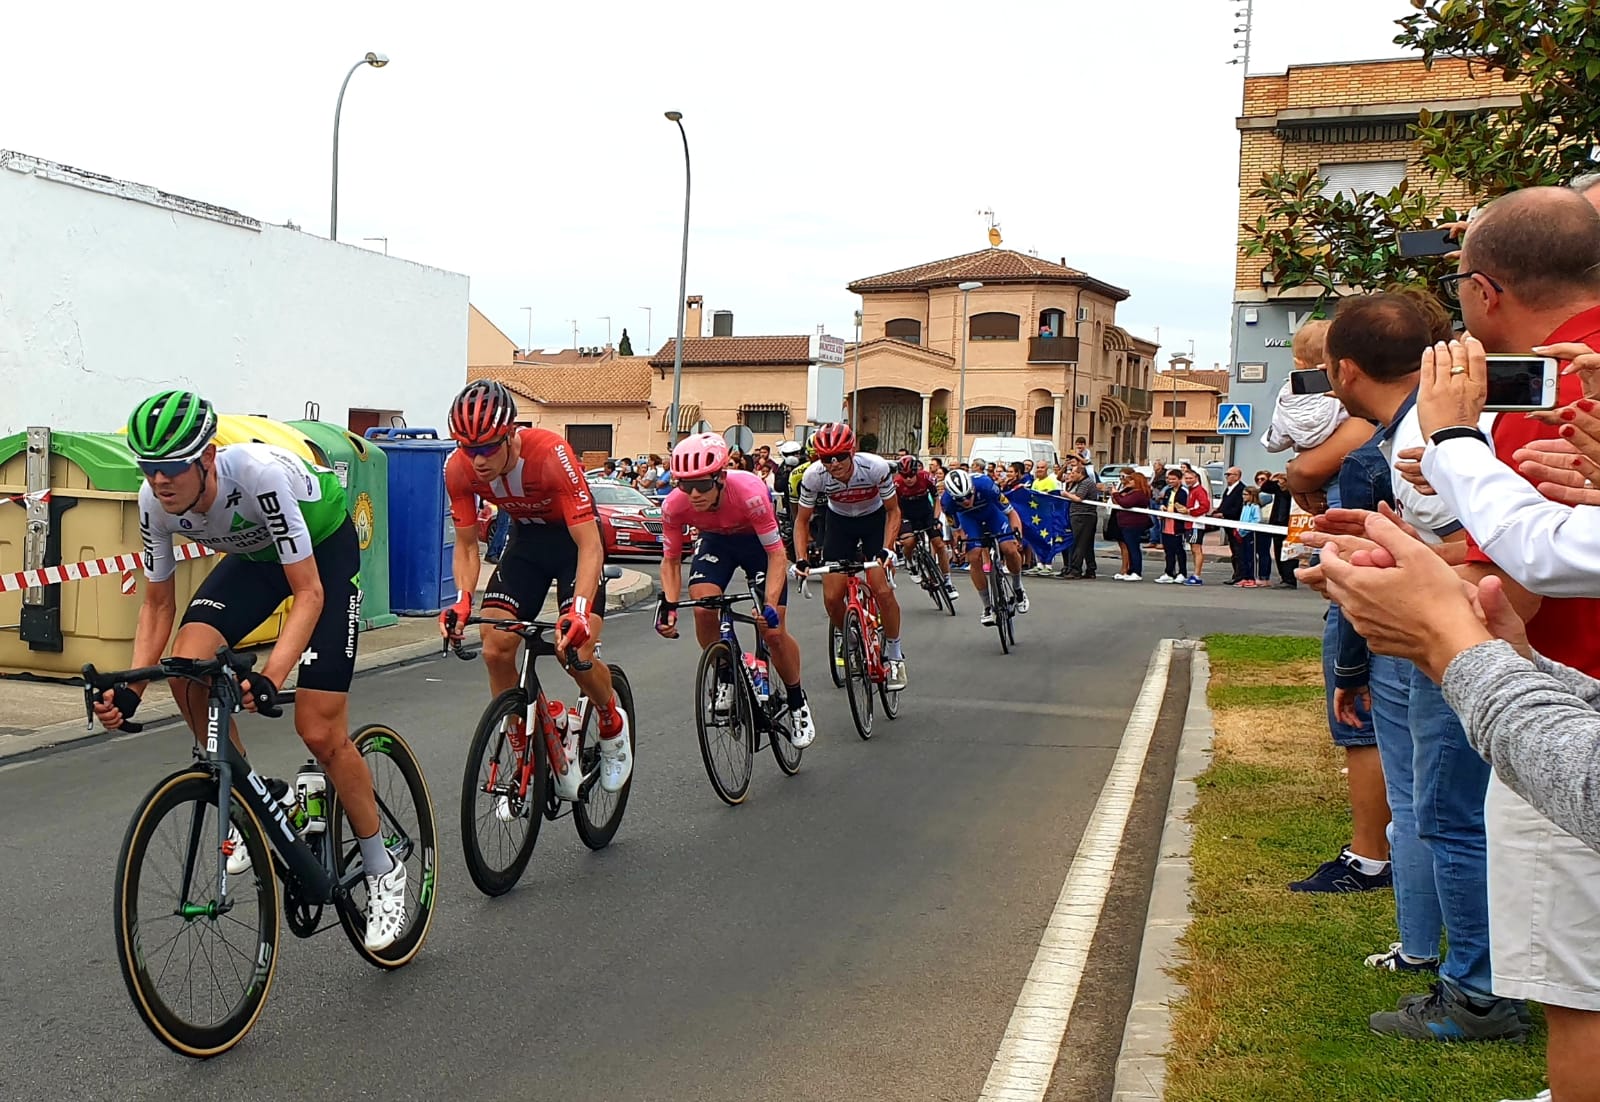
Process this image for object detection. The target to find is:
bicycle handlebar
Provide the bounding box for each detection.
[81,647,257,734]
[790,559,896,600]
[442,611,593,672]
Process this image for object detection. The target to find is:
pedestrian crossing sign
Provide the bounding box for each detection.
[1217,403,1253,435]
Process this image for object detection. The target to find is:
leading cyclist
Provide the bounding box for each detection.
[439,380,632,793]
[893,455,959,603]
[941,467,1031,626]
[90,390,407,952]
[791,422,908,691]
[654,432,817,747]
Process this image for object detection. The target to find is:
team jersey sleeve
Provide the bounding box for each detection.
[138,485,178,584]
[660,492,689,558]
[738,477,782,548]
[445,453,480,530]
[248,456,316,567]
[875,459,895,501]
[797,463,823,508]
[537,438,597,528]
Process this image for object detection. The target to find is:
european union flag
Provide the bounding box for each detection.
[1006,488,1072,562]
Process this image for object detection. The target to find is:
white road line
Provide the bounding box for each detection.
[978,638,1177,1102]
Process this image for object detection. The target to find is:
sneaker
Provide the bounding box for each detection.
[885,658,908,692]
[981,607,996,626]
[790,701,817,748]
[226,777,293,874]
[596,706,633,793]
[1123,573,1142,582]
[1288,850,1393,893]
[1183,575,1204,586]
[363,856,408,953]
[1498,1091,1551,1102]
[1114,573,1128,581]
[1016,591,1030,614]
[1369,982,1530,1042]
[1365,942,1441,973]
[1154,574,1177,584]
[944,581,960,600]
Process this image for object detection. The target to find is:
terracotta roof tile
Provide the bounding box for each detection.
[648,336,812,368]
[1152,373,1222,393]
[515,348,615,367]
[470,360,651,407]
[847,248,1130,301]
[1152,417,1232,431]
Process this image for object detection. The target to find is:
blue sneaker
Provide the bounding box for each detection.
[1183,574,1204,586]
[1369,982,1529,1042]
[1288,849,1392,893]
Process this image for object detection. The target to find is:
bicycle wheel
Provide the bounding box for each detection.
[458,689,543,897]
[768,701,803,776]
[917,548,944,611]
[695,641,755,805]
[574,665,636,849]
[876,628,902,719]
[330,724,440,967]
[843,610,875,740]
[114,769,280,1058]
[826,622,846,689]
[992,564,1013,655]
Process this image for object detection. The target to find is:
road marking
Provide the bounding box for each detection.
[0,758,41,774]
[978,638,1176,1102]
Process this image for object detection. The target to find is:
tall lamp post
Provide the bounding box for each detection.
[851,308,863,431]
[666,111,692,447]
[330,51,389,241]
[639,306,653,353]
[955,280,983,462]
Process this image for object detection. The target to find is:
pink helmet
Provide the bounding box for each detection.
[670,432,730,479]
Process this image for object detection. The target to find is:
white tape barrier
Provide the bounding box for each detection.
[0,542,215,594]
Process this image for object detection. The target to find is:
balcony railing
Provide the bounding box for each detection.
[1112,385,1153,413]
[1027,335,1080,364]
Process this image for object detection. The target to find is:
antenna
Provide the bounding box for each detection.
[977,208,1002,247]
[1227,0,1254,72]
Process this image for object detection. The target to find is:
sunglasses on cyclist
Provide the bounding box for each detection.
[459,436,510,458]
[676,476,720,494]
[818,452,853,465]
[136,458,199,479]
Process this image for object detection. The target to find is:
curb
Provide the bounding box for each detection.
[1111,640,1212,1102]
[0,569,658,763]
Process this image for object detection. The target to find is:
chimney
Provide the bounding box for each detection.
[712,310,734,338]
[684,295,704,340]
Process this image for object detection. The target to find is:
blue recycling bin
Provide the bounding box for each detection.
[365,427,457,616]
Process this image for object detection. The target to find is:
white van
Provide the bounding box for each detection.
[965,436,1057,471]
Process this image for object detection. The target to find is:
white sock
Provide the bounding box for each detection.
[885,637,903,660]
[358,830,395,878]
[1344,849,1390,876]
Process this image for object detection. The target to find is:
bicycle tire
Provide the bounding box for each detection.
[457,689,543,897]
[114,769,279,1058]
[876,626,902,720]
[992,562,1013,654]
[929,547,957,617]
[917,547,944,612]
[826,622,846,689]
[574,664,636,849]
[695,640,755,805]
[843,610,875,740]
[769,702,803,775]
[333,725,440,967]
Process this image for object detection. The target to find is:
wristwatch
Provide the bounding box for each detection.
[1428,425,1490,447]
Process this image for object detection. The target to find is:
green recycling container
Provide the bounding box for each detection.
[289,420,397,630]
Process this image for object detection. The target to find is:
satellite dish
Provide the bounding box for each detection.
[988,226,1003,247]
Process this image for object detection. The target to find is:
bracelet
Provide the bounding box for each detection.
[1429,425,1490,447]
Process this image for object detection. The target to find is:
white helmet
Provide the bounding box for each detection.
[944,468,975,499]
[777,439,803,466]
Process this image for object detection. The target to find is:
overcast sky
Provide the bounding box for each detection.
[4,0,1415,372]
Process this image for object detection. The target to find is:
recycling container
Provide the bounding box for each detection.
[290,420,396,629]
[364,428,456,616]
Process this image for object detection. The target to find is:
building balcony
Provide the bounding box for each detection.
[1027,336,1080,364]
[1113,385,1153,413]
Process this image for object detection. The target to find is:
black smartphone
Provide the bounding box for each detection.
[1483,355,1559,411]
[1398,228,1459,258]
[1289,368,1333,395]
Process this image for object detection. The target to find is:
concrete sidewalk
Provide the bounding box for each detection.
[0,563,657,761]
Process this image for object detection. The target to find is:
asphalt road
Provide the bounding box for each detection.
[0,560,1319,1100]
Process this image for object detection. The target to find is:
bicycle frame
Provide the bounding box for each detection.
[800,563,887,685]
[683,584,785,731]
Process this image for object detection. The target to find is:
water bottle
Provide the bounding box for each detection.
[744,654,770,703]
[295,762,327,835]
[563,702,584,766]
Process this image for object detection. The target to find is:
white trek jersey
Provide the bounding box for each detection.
[797,452,895,518]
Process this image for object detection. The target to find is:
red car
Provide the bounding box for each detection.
[592,482,688,557]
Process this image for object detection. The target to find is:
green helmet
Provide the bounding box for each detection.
[126,390,218,461]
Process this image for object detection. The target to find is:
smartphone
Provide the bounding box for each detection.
[1483,354,1559,411]
[1398,228,1458,258]
[1289,368,1333,395]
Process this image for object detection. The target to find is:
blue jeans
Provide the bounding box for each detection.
[1409,666,1495,1002]
[1369,655,1443,962]
[1321,607,1375,748]
[1119,527,1143,575]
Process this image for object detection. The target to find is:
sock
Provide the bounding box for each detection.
[786,682,804,709]
[357,830,395,878]
[884,637,903,661]
[598,696,624,737]
[1344,849,1390,875]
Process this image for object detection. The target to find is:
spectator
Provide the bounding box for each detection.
[1058,457,1099,579]
[1030,460,1059,493]
[1154,468,1189,583]
[616,457,638,486]
[1147,463,1167,549]
[1218,467,1247,584]
[642,453,669,498]
[1255,470,1299,587]
[1180,469,1211,585]
[1237,488,1263,587]
[1112,469,1151,581]
[598,459,619,482]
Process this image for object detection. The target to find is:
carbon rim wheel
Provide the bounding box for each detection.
[458,689,543,897]
[769,703,803,776]
[827,622,846,688]
[574,665,635,849]
[695,641,754,805]
[878,627,902,720]
[843,611,874,740]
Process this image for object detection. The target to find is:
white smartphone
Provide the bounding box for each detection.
[1483,354,1559,412]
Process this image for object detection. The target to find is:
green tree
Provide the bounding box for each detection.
[618,328,634,356]
[1241,0,1600,300]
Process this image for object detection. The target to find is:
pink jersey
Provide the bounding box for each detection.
[661,470,780,557]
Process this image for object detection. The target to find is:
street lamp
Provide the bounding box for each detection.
[362,236,388,256]
[330,51,389,241]
[665,111,692,447]
[520,306,533,354]
[639,306,653,352]
[956,281,983,462]
[851,308,863,432]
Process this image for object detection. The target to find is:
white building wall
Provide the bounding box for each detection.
[0,151,468,436]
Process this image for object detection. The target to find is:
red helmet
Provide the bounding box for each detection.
[449,380,517,446]
[896,454,922,478]
[670,432,730,479]
[810,422,856,457]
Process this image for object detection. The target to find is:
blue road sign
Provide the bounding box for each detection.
[1217,403,1253,435]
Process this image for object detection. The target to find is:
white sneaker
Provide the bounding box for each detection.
[1497,1092,1550,1102]
[363,856,408,953]
[1124,573,1142,582]
[885,658,908,692]
[980,607,996,626]
[1016,592,1030,614]
[1114,573,1128,581]
[790,702,817,748]
[596,706,633,793]
[1155,574,1177,584]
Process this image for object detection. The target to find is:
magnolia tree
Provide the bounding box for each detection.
[1241,0,1600,299]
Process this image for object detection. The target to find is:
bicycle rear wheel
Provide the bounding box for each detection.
[114,769,280,1058]
[695,641,755,805]
[843,610,875,740]
[768,702,803,776]
[877,627,902,720]
[574,665,636,849]
[458,689,543,897]
[826,622,846,688]
[333,725,440,967]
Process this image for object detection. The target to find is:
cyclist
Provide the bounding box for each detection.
[941,467,1031,626]
[791,422,908,690]
[892,455,959,603]
[91,390,407,952]
[439,380,632,793]
[654,432,817,747]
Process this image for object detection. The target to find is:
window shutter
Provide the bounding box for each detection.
[1318,161,1406,200]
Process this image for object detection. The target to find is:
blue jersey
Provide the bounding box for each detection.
[941,474,1006,516]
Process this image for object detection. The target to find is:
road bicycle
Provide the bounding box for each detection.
[979,530,1021,654]
[904,528,957,616]
[448,570,635,897]
[84,648,438,1058]
[799,561,900,740]
[663,582,803,806]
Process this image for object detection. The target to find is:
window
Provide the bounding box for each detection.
[1161,401,1188,417]
[1032,407,1054,435]
[741,408,787,434]
[965,406,1016,435]
[1318,160,1405,200]
[1037,308,1065,338]
[565,423,613,455]
[885,318,922,345]
[969,312,1020,341]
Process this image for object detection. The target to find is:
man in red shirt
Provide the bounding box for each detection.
[1180,469,1211,584]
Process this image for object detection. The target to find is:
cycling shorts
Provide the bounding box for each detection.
[688,532,787,606]
[897,496,937,535]
[482,522,609,620]
[822,505,888,563]
[954,502,1016,546]
[181,518,362,694]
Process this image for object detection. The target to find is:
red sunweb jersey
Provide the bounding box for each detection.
[445,427,596,529]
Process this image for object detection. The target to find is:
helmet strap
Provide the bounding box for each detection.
[175,460,209,516]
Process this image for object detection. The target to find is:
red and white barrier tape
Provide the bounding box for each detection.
[1,542,215,594]
[3,489,52,507]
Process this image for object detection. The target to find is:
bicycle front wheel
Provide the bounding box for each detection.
[574,665,636,849]
[992,565,1013,654]
[695,641,755,805]
[458,689,543,897]
[333,724,440,967]
[114,769,280,1058]
[843,610,875,740]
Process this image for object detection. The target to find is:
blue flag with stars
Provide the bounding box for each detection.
[1005,488,1072,562]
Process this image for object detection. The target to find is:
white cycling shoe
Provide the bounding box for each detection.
[596,706,633,793]
[885,658,908,692]
[226,778,293,875]
[364,856,408,953]
[1016,591,1030,614]
[790,702,817,748]
[980,607,996,626]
